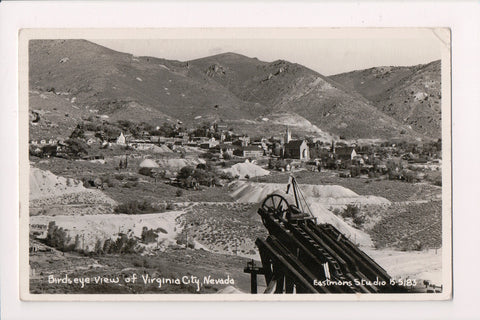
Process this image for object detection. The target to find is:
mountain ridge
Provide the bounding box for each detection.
[330,60,441,138]
[29,39,434,141]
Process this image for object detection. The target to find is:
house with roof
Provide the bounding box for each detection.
[217,144,236,157]
[200,137,219,149]
[335,147,357,161]
[234,145,264,158]
[284,140,310,161]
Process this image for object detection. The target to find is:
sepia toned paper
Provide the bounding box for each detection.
[19,28,452,301]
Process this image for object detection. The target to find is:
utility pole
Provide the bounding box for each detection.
[185,215,188,249]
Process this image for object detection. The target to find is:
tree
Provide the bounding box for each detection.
[45,221,73,251]
[177,166,195,180]
[65,138,88,157]
[141,227,159,244]
[342,205,360,219]
[69,124,85,139]
[94,239,103,255]
[158,122,176,137]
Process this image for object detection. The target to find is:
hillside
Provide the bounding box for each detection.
[330,60,441,138]
[189,55,421,140]
[30,40,425,140]
[29,40,263,140]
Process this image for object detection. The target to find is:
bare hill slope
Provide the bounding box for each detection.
[30,40,426,140]
[330,60,441,138]
[190,55,422,140]
[29,40,263,129]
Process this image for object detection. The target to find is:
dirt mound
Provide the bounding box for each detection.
[30,211,184,251]
[139,159,159,168]
[228,181,392,247]
[150,145,173,153]
[229,181,390,206]
[308,202,372,246]
[29,167,117,215]
[365,248,442,284]
[30,167,86,200]
[223,161,270,179]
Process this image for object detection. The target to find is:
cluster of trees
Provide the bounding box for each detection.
[43,221,75,252]
[116,120,193,139]
[42,221,170,255]
[140,227,166,244]
[268,158,288,170]
[70,119,181,144]
[71,121,121,141]
[96,233,138,254]
[29,138,89,159]
[114,200,161,215]
[333,205,365,227]
[191,122,234,140]
[177,164,221,189]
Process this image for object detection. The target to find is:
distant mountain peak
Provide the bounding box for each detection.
[29,39,430,141]
[329,60,441,139]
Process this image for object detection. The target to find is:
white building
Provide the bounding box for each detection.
[116,132,126,145]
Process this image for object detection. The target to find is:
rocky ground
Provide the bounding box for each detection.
[29,242,257,294]
[28,163,445,293]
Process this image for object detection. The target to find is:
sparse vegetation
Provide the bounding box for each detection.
[141,227,159,244]
[102,233,139,254]
[28,39,444,295]
[43,221,74,252]
[370,201,441,250]
[177,165,221,189]
[114,200,161,215]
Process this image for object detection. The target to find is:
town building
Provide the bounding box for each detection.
[200,137,220,149]
[284,140,310,160]
[334,147,357,161]
[116,132,126,145]
[235,145,264,158]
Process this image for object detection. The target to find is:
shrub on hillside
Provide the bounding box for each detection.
[341,204,360,219]
[114,200,160,215]
[139,167,153,177]
[141,227,159,244]
[219,171,235,181]
[65,138,89,158]
[100,175,117,188]
[44,221,75,252]
[102,233,138,254]
[177,165,221,188]
[353,215,365,227]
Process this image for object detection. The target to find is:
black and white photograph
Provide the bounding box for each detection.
[19,28,451,300]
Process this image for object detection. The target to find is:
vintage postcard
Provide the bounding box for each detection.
[19,28,451,301]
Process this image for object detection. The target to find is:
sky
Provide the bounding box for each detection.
[91,30,442,75]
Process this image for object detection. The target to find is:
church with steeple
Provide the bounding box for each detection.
[282,126,309,161]
[285,126,292,144]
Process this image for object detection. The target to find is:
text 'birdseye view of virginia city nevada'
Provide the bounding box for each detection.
[25,32,448,297]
